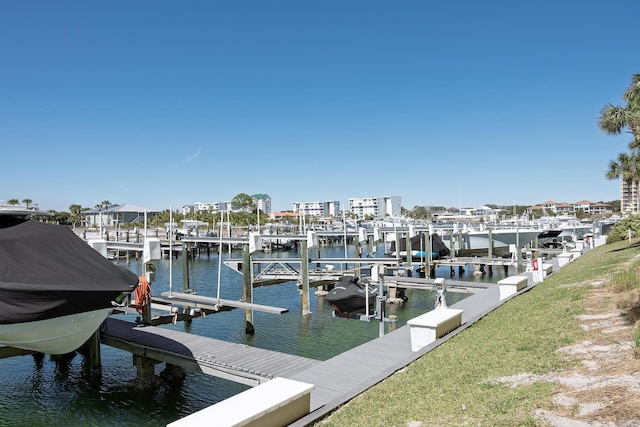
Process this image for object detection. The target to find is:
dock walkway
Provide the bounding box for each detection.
[101,318,320,387]
[286,255,561,426]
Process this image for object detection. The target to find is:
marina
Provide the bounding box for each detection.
[97,247,571,426]
[114,244,586,427]
[0,206,602,426]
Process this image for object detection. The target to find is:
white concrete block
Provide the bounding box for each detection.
[557,252,573,267]
[167,377,314,427]
[407,308,463,352]
[498,275,528,300]
[570,248,582,259]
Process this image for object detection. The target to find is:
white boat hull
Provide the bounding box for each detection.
[440,234,508,250]
[467,229,541,247]
[0,308,113,354]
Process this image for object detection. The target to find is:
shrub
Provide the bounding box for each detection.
[606,214,640,243]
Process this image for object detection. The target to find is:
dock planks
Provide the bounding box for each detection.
[101,318,320,386]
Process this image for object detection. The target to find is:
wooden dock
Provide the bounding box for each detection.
[382,275,492,293]
[101,318,320,387]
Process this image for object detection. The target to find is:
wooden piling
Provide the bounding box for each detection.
[133,354,157,378]
[89,329,101,375]
[182,242,189,291]
[242,245,254,334]
[488,229,493,259]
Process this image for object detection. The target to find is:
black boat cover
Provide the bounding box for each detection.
[0,219,138,324]
[389,233,450,259]
[325,276,376,313]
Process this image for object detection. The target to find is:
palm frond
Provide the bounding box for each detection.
[598,104,633,135]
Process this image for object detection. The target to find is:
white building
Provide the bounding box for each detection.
[85,203,160,227]
[348,196,401,220]
[292,200,340,218]
[252,194,271,214]
[193,201,221,213]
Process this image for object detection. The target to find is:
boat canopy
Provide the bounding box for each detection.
[389,233,450,259]
[0,219,138,324]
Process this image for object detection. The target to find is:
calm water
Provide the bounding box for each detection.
[0,243,509,427]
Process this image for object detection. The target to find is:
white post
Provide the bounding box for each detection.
[169,206,173,296]
[342,210,348,271]
[217,210,224,305]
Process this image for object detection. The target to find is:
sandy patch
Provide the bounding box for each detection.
[490,282,640,426]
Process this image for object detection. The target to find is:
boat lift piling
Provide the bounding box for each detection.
[182,241,189,292]
[243,244,254,334]
[488,230,493,259]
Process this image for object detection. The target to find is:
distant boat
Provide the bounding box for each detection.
[467,228,542,247]
[324,276,377,316]
[0,209,138,354]
[440,226,543,257]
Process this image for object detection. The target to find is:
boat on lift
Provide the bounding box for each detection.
[0,205,138,354]
[324,275,377,316]
[386,233,450,261]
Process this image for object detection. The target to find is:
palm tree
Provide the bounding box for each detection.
[69,204,83,228]
[606,152,640,213]
[598,73,640,149]
[21,199,32,208]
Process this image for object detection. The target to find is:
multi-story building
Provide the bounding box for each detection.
[348,196,401,220]
[526,200,613,216]
[589,202,614,216]
[252,194,271,214]
[620,180,637,213]
[184,201,230,215]
[193,201,221,213]
[292,200,340,218]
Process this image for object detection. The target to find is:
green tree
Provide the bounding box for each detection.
[598,73,640,149]
[7,199,18,205]
[606,214,640,243]
[231,193,256,213]
[405,206,429,220]
[21,198,32,207]
[69,204,83,228]
[529,208,545,219]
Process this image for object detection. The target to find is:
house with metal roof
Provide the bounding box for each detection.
[84,204,160,228]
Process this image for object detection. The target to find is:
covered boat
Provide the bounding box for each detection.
[0,215,138,354]
[388,233,450,261]
[325,275,377,315]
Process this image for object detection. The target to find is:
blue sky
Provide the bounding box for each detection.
[1,1,638,213]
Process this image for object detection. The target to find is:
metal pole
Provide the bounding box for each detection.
[169,206,173,296]
[301,239,311,316]
[377,273,386,337]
